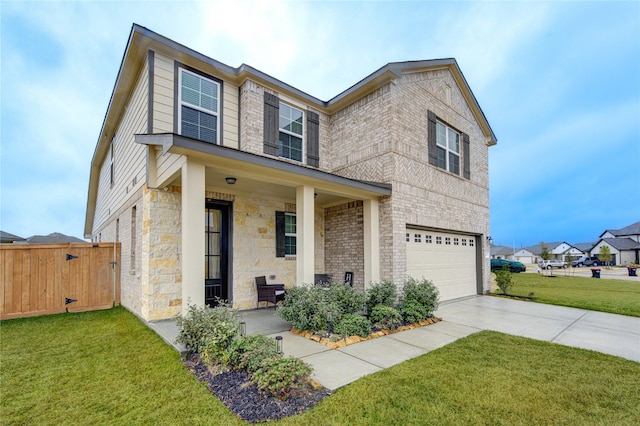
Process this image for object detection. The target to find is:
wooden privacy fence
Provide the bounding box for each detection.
[1,243,120,320]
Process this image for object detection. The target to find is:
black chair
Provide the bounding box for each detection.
[255,276,285,308]
[314,273,332,287]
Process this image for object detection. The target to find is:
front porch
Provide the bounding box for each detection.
[136,133,392,319]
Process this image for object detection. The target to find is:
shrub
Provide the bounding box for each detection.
[175,301,240,359]
[277,286,339,332]
[366,280,398,311]
[253,356,313,399]
[334,314,372,338]
[369,304,403,330]
[327,283,366,315]
[401,299,429,323]
[225,335,277,373]
[402,277,440,318]
[495,265,513,295]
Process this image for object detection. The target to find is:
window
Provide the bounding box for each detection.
[445,237,451,245]
[425,235,432,243]
[436,121,460,175]
[436,236,442,244]
[462,238,467,246]
[279,103,303,162]
[414,234,421,243]
[109,140,115,186]
[179,68,220,144]
[469,239,474,247]
[284,213,296,256]
[406,233,410,242]
[454,237,459,245]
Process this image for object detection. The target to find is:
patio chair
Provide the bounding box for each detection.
[314,273,332,287]
[255,276,285,308]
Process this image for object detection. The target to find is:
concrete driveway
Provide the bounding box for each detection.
[435,296,640,362]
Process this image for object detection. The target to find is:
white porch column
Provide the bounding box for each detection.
[363,198,380,289]
[181,160,205,312]
[296,185,315,285]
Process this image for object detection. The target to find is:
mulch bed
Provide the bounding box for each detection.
[183,354,331,423]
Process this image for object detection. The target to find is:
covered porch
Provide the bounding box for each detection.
[136,134,391,314]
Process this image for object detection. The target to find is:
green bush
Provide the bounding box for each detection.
[175,301,240,359]
[334,314,372,338]
[369,304,403,330]
[495,265,513,295]
[327,283,366,314]
[401,299,429,323]
[366,280,398,311]
[253,356,313,399]
[402,277,439,318]
[277,286,339,332]
[224,335,277,373]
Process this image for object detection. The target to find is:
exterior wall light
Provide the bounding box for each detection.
[225,177,237,185]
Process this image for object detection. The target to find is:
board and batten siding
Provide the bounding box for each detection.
[93,58,149,235]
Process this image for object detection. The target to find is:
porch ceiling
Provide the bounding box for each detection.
[136,133,391,205]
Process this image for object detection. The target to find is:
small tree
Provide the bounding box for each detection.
[565,252,575,276]
[540,242,551,275]
[495,265,514,295]
[599,245,612,268]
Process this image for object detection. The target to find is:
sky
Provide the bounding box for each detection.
[1,0,639,248]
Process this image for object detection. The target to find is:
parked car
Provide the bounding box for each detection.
[491,258,526,273]
[538,259,567,269]
[571,256,599,267]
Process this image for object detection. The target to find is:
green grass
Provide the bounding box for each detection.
[503,273,640,317]
[2,308,639,425]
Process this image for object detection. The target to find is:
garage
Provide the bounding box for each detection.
[406,228,478,301]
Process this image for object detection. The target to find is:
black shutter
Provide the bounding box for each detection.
[427,110,437,166]
[307,110,320,167]
[263,92,279,156]
[275,211,286,257]
[462,132,470,180]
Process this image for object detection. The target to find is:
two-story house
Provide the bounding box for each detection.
[84,24,497,322]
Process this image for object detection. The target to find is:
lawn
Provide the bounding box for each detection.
[2,307,639,425]
[501,273,640,317]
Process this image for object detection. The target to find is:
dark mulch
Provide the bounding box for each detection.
[183,354,331,423]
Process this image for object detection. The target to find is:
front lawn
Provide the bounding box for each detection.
[501,273,640,317]
[2,307,639,425]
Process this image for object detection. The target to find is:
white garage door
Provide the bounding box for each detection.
[406,229,477,301]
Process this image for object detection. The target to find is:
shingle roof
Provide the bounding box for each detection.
[490,245,514,256]
[0,230,26,243]
[601,237,640,251]
[600,221,640,238]
[524,242,564,255]
[25,233,86,244]
[572,242,596,252]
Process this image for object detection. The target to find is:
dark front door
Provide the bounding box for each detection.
[205,200,231,307]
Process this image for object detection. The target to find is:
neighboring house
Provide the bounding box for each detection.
[490,245,514,260]
[84,25,497,322]
[20,233,86,244]
[572,242,595,255]
[592,221,640,265]
[513,247,536,265]
[0,231,25,244]
[525,242,578,262]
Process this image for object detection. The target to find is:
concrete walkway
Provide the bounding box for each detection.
[148,296,640,391]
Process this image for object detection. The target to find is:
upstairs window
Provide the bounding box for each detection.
[436,121,460,175]
[279,103,304,162]
[179,68,220,144]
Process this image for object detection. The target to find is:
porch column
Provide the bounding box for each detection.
[296,185,315,285]
[181,160,205,312]
[363,198,380,288]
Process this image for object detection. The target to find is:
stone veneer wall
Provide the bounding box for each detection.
[324,201,365,291]
[140,185,182,321]
[232,193,325,309]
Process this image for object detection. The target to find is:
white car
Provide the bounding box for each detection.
[538,259,567,270]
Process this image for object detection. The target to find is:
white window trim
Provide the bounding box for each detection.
[278,102,304,162]
[436,121,461,174]
[109,139,115,187]
[285,212,297,257]
[178,67,220,144]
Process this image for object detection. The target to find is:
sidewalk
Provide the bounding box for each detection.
[148,296,640,391]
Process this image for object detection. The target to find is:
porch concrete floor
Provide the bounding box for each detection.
[148,297,640,391]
